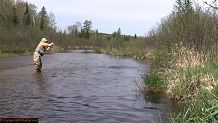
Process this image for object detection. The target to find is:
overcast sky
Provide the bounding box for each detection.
[24,0,206,36]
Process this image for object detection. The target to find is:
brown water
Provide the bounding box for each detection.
[0,50,172,123]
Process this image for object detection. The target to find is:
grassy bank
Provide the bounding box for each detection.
[171,88,218,122]
[143,43,218,122]
[0,53,17,58]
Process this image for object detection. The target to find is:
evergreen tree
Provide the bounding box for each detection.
[39,6,48,31]
[83,20,92,30]
[85,29,89,39]
[112,31,117,38]
[96,29,98,37]
[23,2,31,26]
[12,6,19,25]
[116,28,121,40]
[82,20,92,39]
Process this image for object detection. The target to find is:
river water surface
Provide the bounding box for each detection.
[0,50,172,123]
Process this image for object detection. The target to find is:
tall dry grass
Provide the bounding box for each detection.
[160,43,217,100]
[145,43,218,122]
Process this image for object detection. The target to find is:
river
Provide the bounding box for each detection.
[0,50,173,123]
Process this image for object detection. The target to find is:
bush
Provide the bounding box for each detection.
[143,71,167,91]
[94,48,102,53]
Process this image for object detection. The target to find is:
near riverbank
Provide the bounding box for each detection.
[0,53,17,58]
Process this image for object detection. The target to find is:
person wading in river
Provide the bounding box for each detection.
[33,38,53,72]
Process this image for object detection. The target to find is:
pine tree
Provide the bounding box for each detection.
[23,2,31,26]
[12,6,19,25]
[82,20,92,39]
[39,6,48,31]
[116,28,121,40]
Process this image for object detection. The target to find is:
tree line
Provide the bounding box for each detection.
[0,0,57,52]
[3,0,218,60]
[0,0,137,53]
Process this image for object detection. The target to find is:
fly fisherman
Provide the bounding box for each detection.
[33,38,53,72]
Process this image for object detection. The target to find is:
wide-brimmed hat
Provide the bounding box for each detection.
[41,38,48,42]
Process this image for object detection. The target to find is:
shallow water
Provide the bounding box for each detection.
[0,50,172,123]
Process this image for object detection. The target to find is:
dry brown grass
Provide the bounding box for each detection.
[161,44,217,100]
[170,45,206,68]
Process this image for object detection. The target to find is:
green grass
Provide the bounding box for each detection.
[0,53,17,58]
[94,48,102,53]
[143,71,167,91]
[208,62,218,78]
[170,87,218,123]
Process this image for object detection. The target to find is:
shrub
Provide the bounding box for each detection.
[143,71,167,91]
